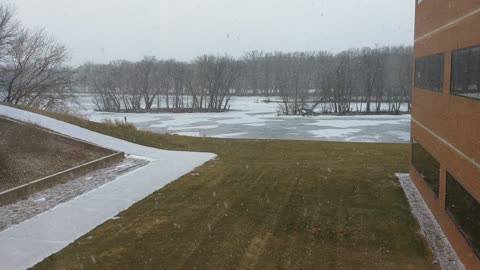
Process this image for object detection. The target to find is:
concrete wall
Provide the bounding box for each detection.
[0,116,125,207]
[0,152,124,207]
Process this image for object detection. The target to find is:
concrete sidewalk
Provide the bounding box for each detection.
[0,105,215,270]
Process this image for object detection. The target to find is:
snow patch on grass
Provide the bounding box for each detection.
[212,132,247,138]
[174,131,202,137]
[308,129,361,138]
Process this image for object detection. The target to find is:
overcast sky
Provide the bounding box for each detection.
[10,0,415,65]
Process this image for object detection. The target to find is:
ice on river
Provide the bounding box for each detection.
[77,95,411,143]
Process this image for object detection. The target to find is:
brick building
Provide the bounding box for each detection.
[410,0,480,268]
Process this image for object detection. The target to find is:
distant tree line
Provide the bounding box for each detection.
[0,4,74,111]
[237,47,413,115]
[0,4,412,116]
[79,55,243,112]
[80,46,412,115]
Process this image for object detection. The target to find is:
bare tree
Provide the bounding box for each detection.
[1,28,74,110]
[137,56,159,110]
[359,47,382,113]
[86,63,121,111]
[82,46,412,115]
[0,5,19,61]
[195,55,243,111]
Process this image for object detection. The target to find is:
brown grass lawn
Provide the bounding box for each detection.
[0,104,437,270]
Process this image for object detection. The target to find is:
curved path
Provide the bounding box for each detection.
[0,105,215,270]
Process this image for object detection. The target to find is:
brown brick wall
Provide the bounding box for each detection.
[411,1,480,269]
[415,0,480,39]
[411,88,480,173]
[410,123,480,269]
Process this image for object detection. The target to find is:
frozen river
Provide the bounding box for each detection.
[76,96,411,143]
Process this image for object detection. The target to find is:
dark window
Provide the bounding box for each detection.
[411,140,440,197]
[415,53,444,91]
[451,45,480,100]
[445,173,480,258]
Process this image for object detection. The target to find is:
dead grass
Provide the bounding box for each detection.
[0,103,438,270]
[102,118,137,131]
[0,117,113,192]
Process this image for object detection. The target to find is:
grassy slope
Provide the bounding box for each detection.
[0,104,436,270]
[0,117,112,191]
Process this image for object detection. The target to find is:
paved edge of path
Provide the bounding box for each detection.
[0,158,148,232]
[395,173,465,270]
[0,105,216,270]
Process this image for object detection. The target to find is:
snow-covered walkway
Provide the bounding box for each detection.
[0,105,216,270]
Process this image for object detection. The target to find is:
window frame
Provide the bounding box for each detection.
[450,44,480,101]
[414,53,445,93]
[411,139,441,198]
[445,172,480,259]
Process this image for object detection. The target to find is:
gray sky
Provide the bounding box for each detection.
[10,0,415,65]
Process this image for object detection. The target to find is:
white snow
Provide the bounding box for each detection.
[345,135,382,143]
[174,131,202,137]
[212,132,247,138]
[244,123,266,127]
[0,105,215,270]
[70,95,411,142]
[167,124,219,131]
[304,118,409,128]
[149,117,211,128]
[216,117,266,125]
[388,131,411,141]
[308,129,361,138]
